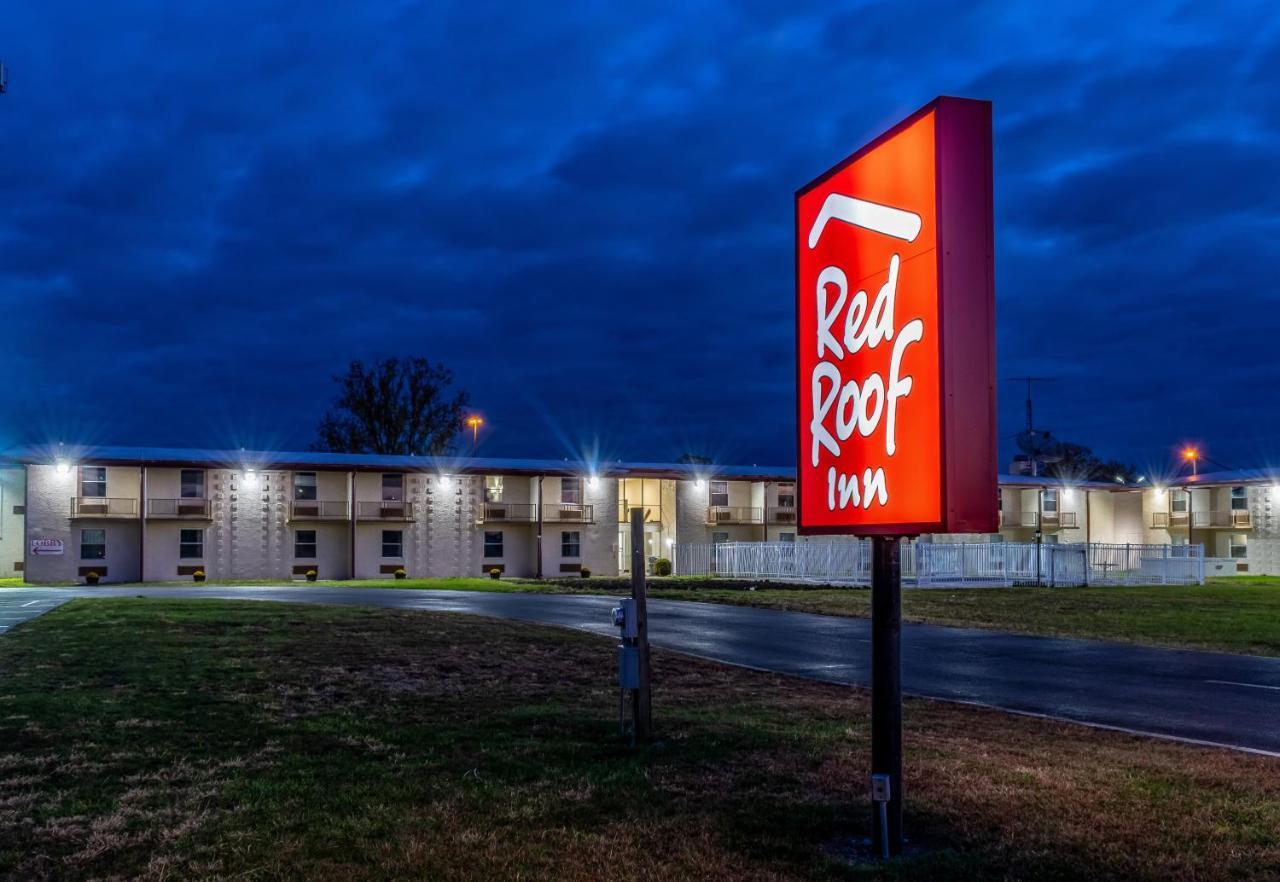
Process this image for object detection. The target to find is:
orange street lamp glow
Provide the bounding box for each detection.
[1182,447,1199,476]
[466,415,484,452]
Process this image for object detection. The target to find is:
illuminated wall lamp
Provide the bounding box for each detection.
[55,462,71,476]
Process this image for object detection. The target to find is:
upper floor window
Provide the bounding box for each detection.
[179,529,204,559]
[777,483,795,508]
[294,529,317,559]
[483,531,503,558]
[180,469,205,499]
[1171,490,1189,513]
[485,475,503,502]
[561,530,581,558]
[1231,486,1248,511]
[294,472,317,501]
[561,477,582,506]
[81,528,106,560]
[80,466,106,498]
[381,473,404,502]
[709,481,729,508]
[1041,489,1059,514]
[382,529,403,558]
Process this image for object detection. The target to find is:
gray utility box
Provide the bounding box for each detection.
[617,645,640,689]
[611,599,638,639]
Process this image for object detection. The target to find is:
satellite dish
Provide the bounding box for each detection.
[1016,429,1065,465]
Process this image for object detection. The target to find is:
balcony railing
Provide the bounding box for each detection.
[999,510,1077,529]
[481,501,536,522]
[543,503,594,523]
[288,500,351,520]
[1153,510,1250,529]
[706,506,764,525]
[147,498,212,519]
[767,507,797,525]
[618,500,660,523]
[356,500,416,521]
[70,497,138,518]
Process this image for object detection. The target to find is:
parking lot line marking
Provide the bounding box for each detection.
[1206,679,1280,692]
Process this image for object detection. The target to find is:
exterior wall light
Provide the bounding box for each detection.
[438,475,451,489]
[693,479,705,490]
[1062,488,1074,502]
[243,469,257,485]
[588,475,600,490]
[55,462,71,476]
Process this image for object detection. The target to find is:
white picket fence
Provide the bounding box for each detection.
[675,540,1205,587]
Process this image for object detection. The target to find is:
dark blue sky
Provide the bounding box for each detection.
[2,2,1278,475]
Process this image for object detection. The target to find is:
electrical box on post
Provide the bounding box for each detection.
[611,599,638,639]
[617,645,640,690]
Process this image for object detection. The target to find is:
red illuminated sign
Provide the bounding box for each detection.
[796,97,997,535]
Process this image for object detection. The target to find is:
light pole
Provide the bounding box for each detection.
[465,415,484,455]
[1183,447,1199,550]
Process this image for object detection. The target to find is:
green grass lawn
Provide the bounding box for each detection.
[1,599,1278,881]
[9,572,1280,656]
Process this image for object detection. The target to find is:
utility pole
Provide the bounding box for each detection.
[630,508,652,739]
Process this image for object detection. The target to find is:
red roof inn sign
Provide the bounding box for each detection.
[796,97,998,536]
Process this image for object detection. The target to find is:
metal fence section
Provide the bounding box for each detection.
[676,540,1204,587]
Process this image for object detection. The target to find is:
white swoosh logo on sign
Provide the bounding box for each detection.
[807,194,921,248]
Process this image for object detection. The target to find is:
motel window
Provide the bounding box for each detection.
[483,531,503,558]
[1041,489,1059,514]
[711,531,729,544]
[777,483,795,508]
[180,469,205,498]
[1171,490,1189,513]
[294,472,317,501]
[709,481,729,508]
[381,473,404,502]
[561,477,582,506]
[561,530,581,558]
[81,529,106,560]
[294,530,317,559]
[381,530,403,558]
[1231,486,1248,511]
[80,466,107,498]
[484,476,503,502]
[1230,533,1248,559]
[779,532,796,543]
[179,529,204,559]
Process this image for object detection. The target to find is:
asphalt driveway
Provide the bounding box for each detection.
[5,585,1280,755]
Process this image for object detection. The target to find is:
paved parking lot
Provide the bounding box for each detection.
[0,589,74,634]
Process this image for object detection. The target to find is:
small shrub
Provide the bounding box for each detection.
[305,570,318,582]
[579,566,592,578]
[394,568,407,580]
[84,571,100,585]
[489,568,502,580]
[193,570,206,583]
[653,558,672,576]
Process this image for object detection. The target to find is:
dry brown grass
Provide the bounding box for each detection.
[0,599,1276,881]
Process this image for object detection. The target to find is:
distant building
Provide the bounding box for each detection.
[0,445,1271,581]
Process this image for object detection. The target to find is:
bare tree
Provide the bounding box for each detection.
[313,358,469,455]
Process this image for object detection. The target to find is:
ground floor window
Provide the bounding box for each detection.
[1229,533,1248,559]
[484,531,503,558]
[295,530,317,559]
[381,530,403,558]
[179,529,204,559]
[561,530,581,558]
[779,532,795,543]
[711,531,729,544]
[81,529,106,560]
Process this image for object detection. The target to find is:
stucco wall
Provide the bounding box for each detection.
[0,467,23,578]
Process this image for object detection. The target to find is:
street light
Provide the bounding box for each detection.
[1183,447,1199,477]
[465,415,484,455]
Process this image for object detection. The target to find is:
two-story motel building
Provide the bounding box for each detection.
[0,445,1275,582]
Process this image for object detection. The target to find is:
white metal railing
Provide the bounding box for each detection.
[675,540,1205,587]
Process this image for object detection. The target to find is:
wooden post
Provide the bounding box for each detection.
[536,476,544,579]
[870,535,903,856]
[630,508,652,739]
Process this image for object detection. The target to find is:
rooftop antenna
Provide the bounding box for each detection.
[1005,376,1060,477]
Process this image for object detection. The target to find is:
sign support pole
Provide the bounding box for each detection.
[630,508,652,740]
[870,534,903,856]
